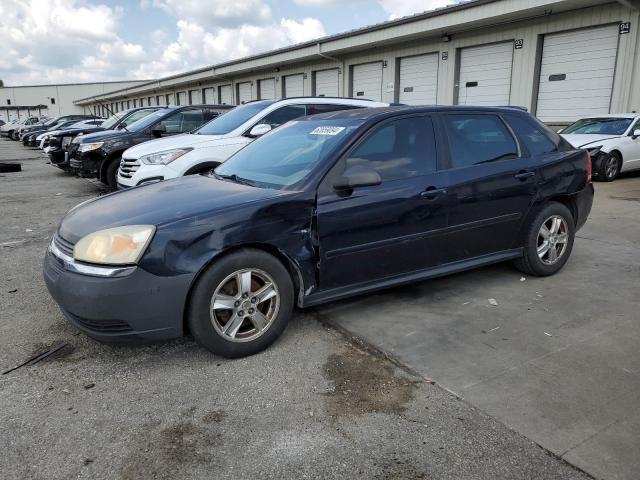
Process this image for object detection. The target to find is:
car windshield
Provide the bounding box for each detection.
[101,112,126,129]
[562,118,633,135]
[194,101,274,135]
[125,109,169,132]
[215,119,360,189]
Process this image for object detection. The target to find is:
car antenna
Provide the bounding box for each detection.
[97,101,129,132]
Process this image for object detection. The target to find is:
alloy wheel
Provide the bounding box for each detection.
[605,155,619,180]
[209,269,280,342]
[537,215,569,265]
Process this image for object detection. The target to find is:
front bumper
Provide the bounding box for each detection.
[43,239,192,342]
[48,150,69,168]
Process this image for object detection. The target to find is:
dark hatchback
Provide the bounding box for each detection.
[48,107,162,169]
[68,104,233,188]
[44,106,593,358]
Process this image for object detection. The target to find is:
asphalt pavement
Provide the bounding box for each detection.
[0,139,592,480]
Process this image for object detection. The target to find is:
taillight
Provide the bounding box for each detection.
[586,151,592,183]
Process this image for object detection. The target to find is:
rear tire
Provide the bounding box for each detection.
[187,249,294,358]
[597,151,621,182]
[514,202,575,277]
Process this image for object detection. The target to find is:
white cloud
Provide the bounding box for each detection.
[133,18,326,79]
[0,0,327,85]
[293,0,337,5]
[0,0,147,84]
[151,0,272,28]
[378,0,453,20]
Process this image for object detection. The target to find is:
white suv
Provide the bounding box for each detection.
[117,97,388,188]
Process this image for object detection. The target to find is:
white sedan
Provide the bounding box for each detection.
[560,114,640,181]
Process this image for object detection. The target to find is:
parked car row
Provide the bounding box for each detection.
[39,99,596,359]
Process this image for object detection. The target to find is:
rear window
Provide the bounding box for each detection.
[503,114,557,156]
[443,114,518,168]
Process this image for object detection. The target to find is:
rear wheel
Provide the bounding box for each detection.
[514,202,575,276]
[187,249,294,358]
[597,151,621,182]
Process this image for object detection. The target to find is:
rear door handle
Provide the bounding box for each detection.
[514,170,535,181]
[421,187,447,199]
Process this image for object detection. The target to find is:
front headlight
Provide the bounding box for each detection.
[78,142,104,152]
[140,148,193,165]
[73,225,156,265]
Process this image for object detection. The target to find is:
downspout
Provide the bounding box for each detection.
[316,42,345,96]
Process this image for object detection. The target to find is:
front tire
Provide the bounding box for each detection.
[187,249,294,358]
[103,158,120,189]
[597,151,621,182]
[514,202,575,277]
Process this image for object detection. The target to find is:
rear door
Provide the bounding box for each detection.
[439,112,540,262]
[316,115,448,290]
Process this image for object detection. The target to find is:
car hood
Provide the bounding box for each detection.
[51,126,105,137]
[58,175,292,243]
[123,133,227,158]
[560,134,621,148]
[74,129,129,143]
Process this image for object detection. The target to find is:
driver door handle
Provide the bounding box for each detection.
[515,170,535,181]
[421,187,447,200]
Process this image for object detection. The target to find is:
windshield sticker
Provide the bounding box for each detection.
[310,126,345,135]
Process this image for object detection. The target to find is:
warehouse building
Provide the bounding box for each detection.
[0,80,149,122]
[75,0,640,126]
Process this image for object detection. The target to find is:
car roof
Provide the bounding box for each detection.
[573,113,638,119]
[305,105,531,121]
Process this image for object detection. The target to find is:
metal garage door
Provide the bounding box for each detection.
[399,53,439,105]
[258,78,276,100]
[314,69,339,97]
[536,25,619,123]
[189,90,201,104]
[177,92,187,105]
[352,62,383,101]
[237,82,252,104]
[284,74,304,97]
[458,42,513,105]
[219,85,232,105]
[202,88,214,104]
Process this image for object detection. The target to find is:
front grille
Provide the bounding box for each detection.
[119,158,140,179]
[64,310,133,333]
[54,234,75,257]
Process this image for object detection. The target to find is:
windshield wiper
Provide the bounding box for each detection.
[214,173,256,186]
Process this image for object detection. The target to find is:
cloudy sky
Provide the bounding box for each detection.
[0,0,454,86]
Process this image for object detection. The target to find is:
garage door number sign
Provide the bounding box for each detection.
[514,39,524,49]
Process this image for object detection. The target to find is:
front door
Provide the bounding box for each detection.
[439,112,539,263]
[316,115,448,290]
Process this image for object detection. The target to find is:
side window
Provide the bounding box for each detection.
[443,114,518,168]
[307,104,360,115]
[344,116,437,182]
[259,105,307,128]
[157,109,203,133]
[630,119,640,135]
[503,114,557,156]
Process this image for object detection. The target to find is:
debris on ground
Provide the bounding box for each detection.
[2,342,67,375]
[520,277,526,282]
[8,289,17,293]
[488,298,498,306]
[0,162,22,173]
[543,332,553,337]
[84,383,95,390]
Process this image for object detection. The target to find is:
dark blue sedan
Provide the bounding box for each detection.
[44,106,594,358]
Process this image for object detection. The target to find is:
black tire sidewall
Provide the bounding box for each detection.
[523,203,575,276]
[188,249,294,358]
[105,158,120,189]
[598,152,621,182]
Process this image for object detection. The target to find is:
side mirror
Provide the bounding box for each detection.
[151,124,167,137]
[633,129,640,139]
[248,124,272,138]
[333,164,382,191]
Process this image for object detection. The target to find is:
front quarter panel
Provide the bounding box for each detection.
[138,192,318,302]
